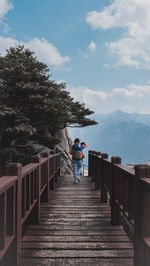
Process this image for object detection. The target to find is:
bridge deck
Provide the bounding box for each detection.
[21,175,133,265]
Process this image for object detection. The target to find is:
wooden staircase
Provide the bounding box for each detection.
[21,175,133,265]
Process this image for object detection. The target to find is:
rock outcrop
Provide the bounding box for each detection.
[55,128,72,153]
[55,128,73,176]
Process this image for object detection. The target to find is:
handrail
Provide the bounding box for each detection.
[0,175,17,193]
[57,148,74,175]
[0,150,61,266]
[88,150,150,266]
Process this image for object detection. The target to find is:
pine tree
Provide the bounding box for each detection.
[0,45,97,169]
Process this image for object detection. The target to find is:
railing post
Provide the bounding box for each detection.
[88,150,92,177]
[50,151,55,190]
[100,153,108,203]
[41,152,50,202]
[95,152,101,190]
[91,152,95,183]
[5,163,22,266]
[55,153,59,183]
[30,155,41,224]
[88,151,90,176]
[111,156,121,225]
[56,153,61,179]
[134,165,150,266]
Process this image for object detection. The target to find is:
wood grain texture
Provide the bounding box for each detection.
[21,258,133,266]
[21,175,133,265]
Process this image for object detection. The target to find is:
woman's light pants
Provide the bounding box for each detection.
[72,159,83,179]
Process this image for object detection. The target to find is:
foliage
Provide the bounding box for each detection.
[0,45,97,168]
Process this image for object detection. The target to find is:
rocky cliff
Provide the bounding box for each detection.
[55,128,73,176]
[55,128,72,153]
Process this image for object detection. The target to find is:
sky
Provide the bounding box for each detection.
[1,0,150,114]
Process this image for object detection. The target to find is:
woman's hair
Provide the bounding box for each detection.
[74,138,80,143]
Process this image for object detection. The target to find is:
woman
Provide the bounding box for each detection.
[70,138,87,183]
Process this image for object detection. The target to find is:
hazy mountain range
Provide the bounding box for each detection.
[69,110,150,165]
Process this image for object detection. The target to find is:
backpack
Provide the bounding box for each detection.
[73,145,82,160]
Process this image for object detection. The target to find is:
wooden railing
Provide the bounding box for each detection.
[89,150,150,266]
[0,150,61,266]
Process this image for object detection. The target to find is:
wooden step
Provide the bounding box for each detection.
[21,175,133,265]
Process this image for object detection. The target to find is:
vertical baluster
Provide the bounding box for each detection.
[31,156,41,224]
[100,153,108,203]
[41,152,49,202]
[134,165,150,266]
[0,192,6,250]
[95,153,101,190]
[31,172,34,204]
[110,156,121,225]
[88,150,91,177]
[95,157,100,190]
[50,152,55,190]
[26,175,30,211]
[6,186,14,236]
[91,153,95,183]
[23,178,26,217]
[123,175,129,217]
[5,163,22,266]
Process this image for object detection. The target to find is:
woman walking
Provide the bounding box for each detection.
[70,138,87,183]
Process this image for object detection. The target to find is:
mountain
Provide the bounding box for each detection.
[69,110,150,165]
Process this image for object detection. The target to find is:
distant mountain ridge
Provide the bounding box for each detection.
[93,110,150,128]
[69,110,150,165]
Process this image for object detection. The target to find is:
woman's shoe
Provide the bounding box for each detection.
[77,175,80,182]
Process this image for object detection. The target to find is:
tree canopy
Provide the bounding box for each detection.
[0,45,97,168]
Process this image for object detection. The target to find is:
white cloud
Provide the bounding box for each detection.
[68,82,150,114]
[88,41,96,52]
[112,87,143,98]
[0,0,13,33]
[0,36,70,67]
[0,36,16,53]
[28,38,70,66]
[84,41,97,58]
[0,0,13,22]
[86,0,150,68]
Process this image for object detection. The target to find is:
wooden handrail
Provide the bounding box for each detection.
[0,176,17,193]
[89,150,150,266]
[0,150,61,266]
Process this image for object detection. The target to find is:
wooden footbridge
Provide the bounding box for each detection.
[0,150,150,265]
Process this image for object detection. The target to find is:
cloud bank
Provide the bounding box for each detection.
[0,36,70,67]
[68,82,150,114]
[86,0,150,68]
[0,0,13,22]
[0,1,69,67]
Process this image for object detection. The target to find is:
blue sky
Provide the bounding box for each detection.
[1,0,150,114]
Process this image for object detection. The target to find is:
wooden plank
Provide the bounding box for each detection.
[40,217,111,221]
[49,191,100,195]
[40,210,111,214]
[21,173,133,265]
[24,229,127,236]
[22,241,133,249]
[40,213,111,218]
[22,235,131,242]
[38,219,111,225]
[26,225,125,230]
[22,249,133,258]
[48,194,100,197]
[40,208,110,211]
[48,202,104,205]
[41,205,110,208]
[21,258,133,266]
